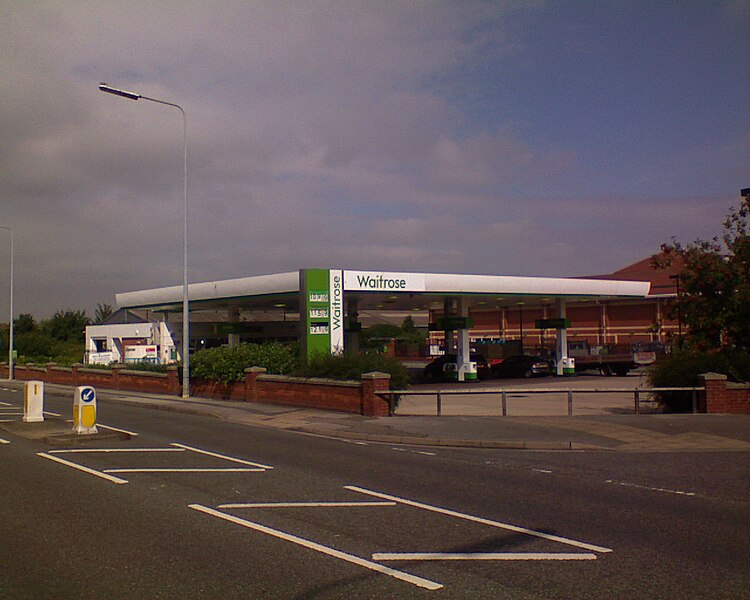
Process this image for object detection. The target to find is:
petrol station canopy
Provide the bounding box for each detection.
[116,269,650,315]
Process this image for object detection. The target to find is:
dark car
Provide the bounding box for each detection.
[491,355,551,379]
[423,353,490,381]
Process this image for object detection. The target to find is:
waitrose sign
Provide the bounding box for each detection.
[344,271,425,292]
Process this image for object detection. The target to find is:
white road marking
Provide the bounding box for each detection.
[48,448,185,454]
[0,437,9,444]
[346,486,612,554]
[104,468,265,473]
[605,479,696,497]
[38,452,129,484]
[533,469,553,474]
[373,552,597,561]
[95,423,140,436]
[188,504,443,591]
[171,443,273,470]
[218,501,397,509]
[417,451,436,456]
[43,411,61,417]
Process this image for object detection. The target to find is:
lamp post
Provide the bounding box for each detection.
[0,227,13,381]
[98,83,190,398]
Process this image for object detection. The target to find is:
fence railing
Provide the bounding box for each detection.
[376,387,705,417]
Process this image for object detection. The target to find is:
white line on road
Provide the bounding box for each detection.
[218,501,397,509]
[171,443,273,470]
[373,552,597,561]
[605,479,696,497]
[97,423,140,436]
[188,504,443,591]
[48,448,185,454]
[43,411,61,417]
[0,437,9,444]
[345,485,612,554]
[533,469,553,474]
[38,452,129,484]
[104,468,265,473]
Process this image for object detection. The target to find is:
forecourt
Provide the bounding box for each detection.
[115,268,650,380]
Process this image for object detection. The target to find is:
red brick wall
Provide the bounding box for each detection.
[701,373,750,414]
[0,363,391,417]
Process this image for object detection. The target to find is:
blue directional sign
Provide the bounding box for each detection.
[81,387,96,403]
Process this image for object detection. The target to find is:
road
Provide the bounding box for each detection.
[1,385,748,599]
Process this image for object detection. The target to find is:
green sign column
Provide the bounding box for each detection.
[299,269,344,364]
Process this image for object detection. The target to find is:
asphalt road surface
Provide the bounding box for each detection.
[1,386,748,599]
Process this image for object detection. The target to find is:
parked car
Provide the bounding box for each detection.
[491,355,551,379]
[423,353,490,381]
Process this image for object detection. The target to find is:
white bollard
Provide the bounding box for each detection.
[23,380,44,423]
[73,386,98,435]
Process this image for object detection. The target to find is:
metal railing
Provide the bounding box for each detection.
[377,387,705,417]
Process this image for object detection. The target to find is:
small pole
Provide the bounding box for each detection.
[501,390,507,416]
[634,390,640,414]
[567,390,573,416]
[691,389,698,414]
[437,391,442,416]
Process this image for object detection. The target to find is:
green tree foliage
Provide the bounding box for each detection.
[296,351,409,389]
[360,317,426,349]
[190,342,298,384]
[94,303,114,324]
[648,348,750,412]
[652,196,749,352]
[42,309,89,343]
[14,313,36,334]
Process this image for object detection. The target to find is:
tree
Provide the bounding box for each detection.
[652,196,749,352]
[94,303,114,324]
[42,309,90,343]
[14,313,36,334]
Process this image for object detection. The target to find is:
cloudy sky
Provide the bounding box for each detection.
[1,1,748,319]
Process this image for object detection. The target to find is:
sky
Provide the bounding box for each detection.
[1,1,748,319]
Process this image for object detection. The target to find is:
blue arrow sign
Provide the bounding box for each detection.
[81,388,95,403]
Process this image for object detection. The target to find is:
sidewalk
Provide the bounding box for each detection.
[7,381,750,452]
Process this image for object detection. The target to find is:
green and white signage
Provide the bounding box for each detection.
[343,270,425,292]
[300,269,344,363]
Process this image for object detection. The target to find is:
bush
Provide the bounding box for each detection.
[648,349,750,412]
[190,342,298,384]
[295,351,409,389]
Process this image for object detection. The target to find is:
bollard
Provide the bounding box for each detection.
[501,390,508,416]
[23,380,44,423]
[567,390,573,416]
[73,386,98,435]
[437,392,442,416]
[634,390,640,414]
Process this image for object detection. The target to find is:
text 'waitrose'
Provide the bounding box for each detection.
[356,275,408,289]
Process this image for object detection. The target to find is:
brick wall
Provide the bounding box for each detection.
[0,363,391,417]
[700,373,750,414]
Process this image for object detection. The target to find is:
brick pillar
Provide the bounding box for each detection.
[112,364,124,389]
[0,362,6,379]
[166,366,180,396]
[361,371,391,417]
[700,372,727,413]
[245,367,267,403]
[72,363,83,386]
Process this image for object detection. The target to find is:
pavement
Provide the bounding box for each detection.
[4,380,750,452]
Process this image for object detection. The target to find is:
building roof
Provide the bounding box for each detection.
[589,254,680,297]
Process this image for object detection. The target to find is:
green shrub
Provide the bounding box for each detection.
[295,351,409,389]
[648,349,750,412]
[190,342,298,384]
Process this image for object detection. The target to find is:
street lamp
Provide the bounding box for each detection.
[0,227,13,381]
[98,83,190,398]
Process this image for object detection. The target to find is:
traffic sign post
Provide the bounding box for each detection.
[73,386,98,435]
[23,380,44,423]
